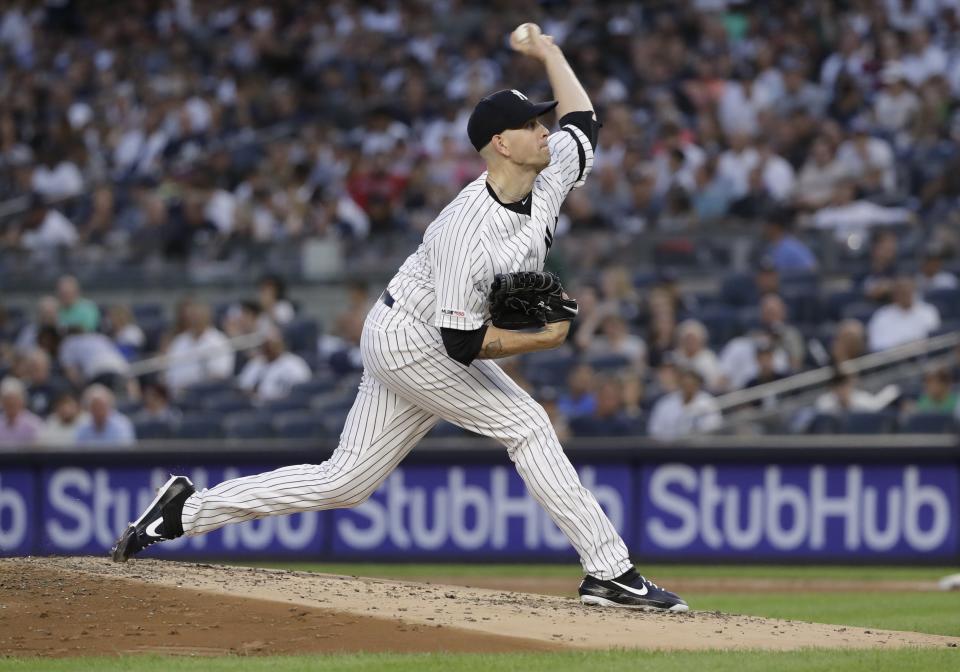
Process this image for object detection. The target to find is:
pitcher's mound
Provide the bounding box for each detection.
[1,557,956,657]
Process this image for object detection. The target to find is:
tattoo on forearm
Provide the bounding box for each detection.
[482,338,505,359]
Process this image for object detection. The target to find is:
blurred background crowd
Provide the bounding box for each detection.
[2,0,960,448]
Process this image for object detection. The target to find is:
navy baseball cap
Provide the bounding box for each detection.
[467,89,558,151]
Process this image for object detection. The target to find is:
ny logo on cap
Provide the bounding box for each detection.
[510,89,528,101]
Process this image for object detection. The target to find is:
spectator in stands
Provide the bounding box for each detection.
[237,326,311,403]
[867,275,941,351]
[576,311,647,372]
[56,275,99,332]
[814,373,900,415]
[20,348,64,417]
[914,368,958,414]
[795,136,848,210]
[759,293,806,370]
[647,366,722,440]
[59,326,129,389]
[0,376,42,446]
[18,195,78,252]
[257,274,295,327]
[761,219,817,272]
[670,319,723,392]
[837,121,897,195]
[14,296,58,355]
[916,241,958,292]
[557,363,598,420]
[75,384,136,447]
[744,336,787,390]
[857,230,900,302]
[106,305,145,361]
[165,300,235,395]
[754,257,781,296]
[719,329,792,392]
[537,386,571,443]
[874,64,920,135]
[831,319,867,365]
[134,381,182,425]
[571,376,637,437]
[808,180,914,241]
[37,391,86,447]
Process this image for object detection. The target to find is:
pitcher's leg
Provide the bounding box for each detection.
[181,370,437,536]
[365,324,631,579]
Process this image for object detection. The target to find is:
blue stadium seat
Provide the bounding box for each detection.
[697,304,741,348]
[781,287,821,325]
[841,301,878,324]
[291,377,339,398]
[586,354,631,372]
[524,351,576,387]
[223,411,274,439]
[427,420,470,438]
[134,418,173,440]
[283,318,319,353]
[570,414,644,437]
[808,413,841,434]
[840,412,896,434]
[175,414,224,439]
[825,290,862,321]
[924,289,960,320]
[178,380,236,406]
[116,400,142,416]
[262,395,311,413]
[272,410,327,439]
[202,391,252,414]
[900,413,957,433]
[720,273,757,307]
[779,271,819,293]
[132,302,165,322]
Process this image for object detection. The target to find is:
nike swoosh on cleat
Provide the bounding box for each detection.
[145,518,164,538]
[610,580,648,596]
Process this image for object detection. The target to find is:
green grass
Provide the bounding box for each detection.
[236,562,956,583]
[2,650,958,672]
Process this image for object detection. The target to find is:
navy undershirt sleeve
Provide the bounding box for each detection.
[558,111,601,150]
[441,325,489,366]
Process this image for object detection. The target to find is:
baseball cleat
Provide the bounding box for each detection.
[579,568,688,612]
[111,475,195,563]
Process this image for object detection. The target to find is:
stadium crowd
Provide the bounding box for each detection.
[2,0,960,446]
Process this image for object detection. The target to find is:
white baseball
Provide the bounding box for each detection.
[513,22,540,44]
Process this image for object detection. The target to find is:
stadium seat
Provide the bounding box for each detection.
[291,377,339,398]
[427,420,470,438]
[175,414,225,439]
[781,287,822,325]
[262,395,311,413]
[178,380,236,406]
[808,413,841,434]
[586,354,631,372]
[131,302,165,322]
[924,289,960,320]
[272,410,327,439]
[840,412,896,434]
[825,290,862,321]
[570,414,644,437]
[840,301,878,324]
[223,411,274,439]
[697,304,741,348]
[202,391,253,414]
[720,273,757,307]
[134,418,173,440]
[283,318,320,353]
[900,413,957,433]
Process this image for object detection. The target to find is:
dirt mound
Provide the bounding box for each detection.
[2,557,957,657]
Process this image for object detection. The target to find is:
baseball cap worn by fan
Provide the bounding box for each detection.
[467,89,558,151]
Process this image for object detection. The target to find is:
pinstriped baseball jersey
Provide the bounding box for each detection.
[386,122,595,331]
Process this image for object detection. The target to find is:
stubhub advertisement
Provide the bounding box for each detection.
[0,460,957,560]
[640,463,959,559]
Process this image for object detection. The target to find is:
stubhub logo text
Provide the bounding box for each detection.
[641,464,958,557]
[333,465,630,555]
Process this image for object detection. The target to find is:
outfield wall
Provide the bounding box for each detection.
[1,438,958,563]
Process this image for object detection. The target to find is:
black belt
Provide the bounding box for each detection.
[381,290,395,308]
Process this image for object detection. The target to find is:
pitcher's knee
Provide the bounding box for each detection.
[510,406,558,448]
[328,473,381,508]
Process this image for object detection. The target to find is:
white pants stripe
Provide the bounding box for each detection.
[180,301,632,579]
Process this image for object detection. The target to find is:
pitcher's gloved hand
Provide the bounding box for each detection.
[488,271,579,330]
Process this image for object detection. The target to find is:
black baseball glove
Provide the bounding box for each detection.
[488,271,579,330]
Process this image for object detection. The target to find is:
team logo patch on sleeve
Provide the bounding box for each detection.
[441,308,466,318]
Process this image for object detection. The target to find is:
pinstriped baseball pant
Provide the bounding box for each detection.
[180,301,632,579]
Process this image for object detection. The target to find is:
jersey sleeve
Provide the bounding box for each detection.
[432,225,489,330]
[546,113,597,194]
